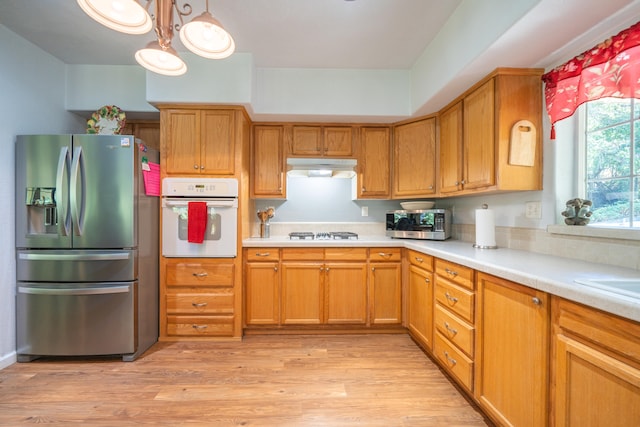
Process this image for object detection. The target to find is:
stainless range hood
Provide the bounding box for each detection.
[286,158,357,178]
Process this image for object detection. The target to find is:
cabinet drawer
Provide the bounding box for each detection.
[435,304,474,357]
[282,248,324,261]
[325,247,368,261]
[434,331,474,392]
[369,248,402,262]
[406,249,434,270]
[166,262,234,287]
[435,259,474,289]
[435,280,475,323]
[245,248,280,261]
[166,315,234,336]
[166,290,234,314]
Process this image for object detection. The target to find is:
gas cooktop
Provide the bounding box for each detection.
[288,231,359,240]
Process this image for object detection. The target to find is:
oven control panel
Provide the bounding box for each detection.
[162,178,238,197]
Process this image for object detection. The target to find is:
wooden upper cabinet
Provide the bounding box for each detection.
[438,68,543,196]
[357,126,391,199]
[392,117,436,198]
[290,125,354,157]
[252,125,285,198]
[291,126,322,156]
[201,110,235,175]
[324,127,354,156]
[463,79,495,191]
[439,102,463,194]
[161,108,235,176]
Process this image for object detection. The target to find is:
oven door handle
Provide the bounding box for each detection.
[163,199,237,208]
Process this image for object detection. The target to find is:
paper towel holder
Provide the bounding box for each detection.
[473,204,498,249]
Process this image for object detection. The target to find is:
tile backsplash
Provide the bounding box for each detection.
[455,224,640,270]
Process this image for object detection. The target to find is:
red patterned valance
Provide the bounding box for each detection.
[542,21,640,138]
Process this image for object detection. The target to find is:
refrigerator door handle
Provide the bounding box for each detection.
[70,146,86,236]
[56,146,71,236]
[18,252,131,261]
[18,285,131,296]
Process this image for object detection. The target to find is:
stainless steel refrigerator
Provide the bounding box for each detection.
[15,134,159,362]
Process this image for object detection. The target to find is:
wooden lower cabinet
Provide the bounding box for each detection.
[406,249,434,350]
[281,262,324,324]
[475,272,549,427]
[433,259,476,393]
[162,258,237,339]
[370,262,402,325]
[243,247,402,329]
[325,262,368,324]
[552,297,640,427]
[244,248,281,325]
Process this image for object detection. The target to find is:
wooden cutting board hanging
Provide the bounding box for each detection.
[509,120,536,166]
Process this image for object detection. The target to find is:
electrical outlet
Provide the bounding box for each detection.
[361,206,369,217]
[525,201,542,219]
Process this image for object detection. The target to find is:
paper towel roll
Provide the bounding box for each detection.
[475,207,497,248]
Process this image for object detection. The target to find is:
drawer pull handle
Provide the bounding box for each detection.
[444,351,457,366]
[192,324,208,330]
[378,252,392,258]
[192,302,208,308]
[193,272,208,278]
[445,292,458,303]
[444,322,458,336]
[256,252,271,257]
[445,268,458,277]
[415,257,423,263]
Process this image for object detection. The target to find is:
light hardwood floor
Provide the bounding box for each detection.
[0,334,491,426]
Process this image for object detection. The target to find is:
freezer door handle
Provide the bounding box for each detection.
[70,146,86,236]
[56,146,71,236]
[18,285,131,295]
[18,252,131,261]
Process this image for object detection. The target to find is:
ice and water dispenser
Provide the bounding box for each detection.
[25,187,58,234]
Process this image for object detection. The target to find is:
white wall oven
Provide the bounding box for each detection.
[162,178,238,258]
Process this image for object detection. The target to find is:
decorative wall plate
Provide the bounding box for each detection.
[87,105,126,134]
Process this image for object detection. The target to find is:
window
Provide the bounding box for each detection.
[580,97,640,227]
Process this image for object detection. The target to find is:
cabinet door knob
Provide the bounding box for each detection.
[193,165,199,170]
[532,297,542,305]
[461,180,466,185]
[424,278,430,284]
[200,165,205,170]
[274,266,278,272]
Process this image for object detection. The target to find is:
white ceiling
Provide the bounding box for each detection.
[1,0,640,119]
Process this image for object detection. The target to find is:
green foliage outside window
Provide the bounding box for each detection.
[584,98,640,227]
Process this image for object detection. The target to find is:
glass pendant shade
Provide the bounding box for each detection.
[135,41,187,76]
[180,11,235,59]
[77,0,153,34]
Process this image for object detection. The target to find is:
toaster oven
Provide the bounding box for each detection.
[386,209,451,240]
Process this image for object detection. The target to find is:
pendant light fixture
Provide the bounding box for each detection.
[77,0,235,76]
